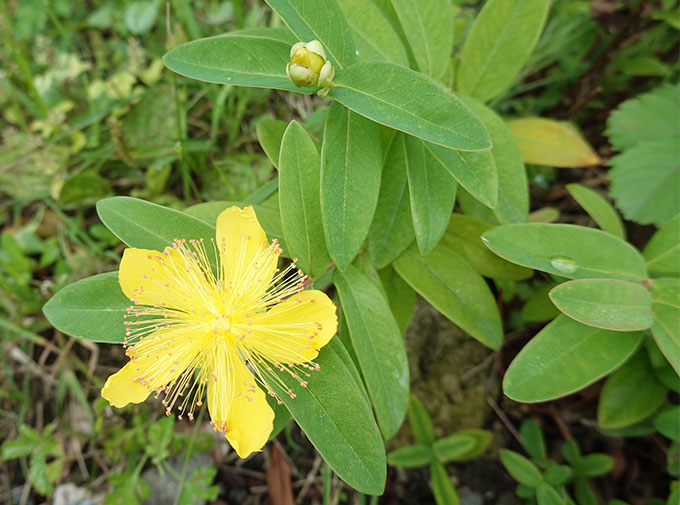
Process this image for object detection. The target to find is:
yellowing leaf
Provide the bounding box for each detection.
[506,118,600,168]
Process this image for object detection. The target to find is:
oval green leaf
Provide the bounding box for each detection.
[330,61,491,152]
[654,406,680,442]
[482,223,647,282]
[407,395,435,446]
[430,460,460,505]
[650,278,680,375]
[256,119,289,168]
[321,103,382,270]
[279,120,331,278]
[644,214,680,277]
[270,337,386,494]
[597,351,667,429]
[432,434,477,463]
[549,279,653,331]
[387,444,432,468]
[456,0,550,102]
[393,243,503,350]
[503,315,643,402]
[566,183,625,239]
[264,0,356,69]
[334,266,409,439]
[404,135,458,254]
[43,272,128,344]
[499,449,542,487]
[163,29,313,92]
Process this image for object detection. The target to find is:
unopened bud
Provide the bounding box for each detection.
[286,40,335,93]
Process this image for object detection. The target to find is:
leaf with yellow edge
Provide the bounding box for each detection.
[506,118,600,168]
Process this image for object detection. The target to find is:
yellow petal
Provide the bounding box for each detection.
[246,290,337,363]
[216,206,277,302]
[118,247,198,311]
[102,328,207,408]
[101,362,151,408]
[207,343,274,458]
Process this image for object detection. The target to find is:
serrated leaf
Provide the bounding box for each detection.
[393,243,503,349]
[566,183,625,239]
[644,214,680,277]
[549,279,653,331]
[368,133,415,268]
[43,272,128,344]
[391,0,453,79]
[430,460,460,505]
[442,214,532,281]
[461,97,528,224]
[270,337,386,495]
[321,103,382,270]
[499,449,542,487]
[507,118,600,168]
[650,278,680,375]
[265,0,356,69]
[387,444,432,467]
[456,0,550,102]
[482,223,646,283]
[404,135,458,254]
[163,28,310,91]
[330,61,491,152]
[336,0,409,66]
[503,315,643,402]
[597,351,667,429]
[608,141,680,226]
[334,266,409,439]
[278,121,331,277]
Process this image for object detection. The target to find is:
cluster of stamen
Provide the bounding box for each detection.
[122,232,326,431]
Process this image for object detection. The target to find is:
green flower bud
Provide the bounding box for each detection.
[286,40,334,89]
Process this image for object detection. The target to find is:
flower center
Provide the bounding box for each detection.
[210,314,232,335]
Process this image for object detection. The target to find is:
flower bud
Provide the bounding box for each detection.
[286,40,334,92]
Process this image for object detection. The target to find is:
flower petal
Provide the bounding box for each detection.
[102,328,207,409]
[207,343,274,458]
[118,247,198,311]
[246,290,337,363]
[216,206,277,302]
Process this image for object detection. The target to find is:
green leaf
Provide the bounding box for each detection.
[574,476,598,505]
[608,141,680,226]
[264,0,356,69]
[368,133,415,268]
[336,0,409,66]
[177,466,219,504]
[271,337,386,495]
[125,0,159,35]
[442,214,532,281]
[330,61,491,152]
[456,0,550,102]
[391,0,453,79]
[654,407,680,442]
[482,223,647,283]
[443,429,492,461]
[499,449,542,487]
[606,83,679,151]
[278,121,331,278]
[548,279,654,331]
[408,395,435,446]
[507,118,600,168]
[535,483,565,505]
[597,351,667,429]
[182,200,288,254]
[404,135,458,254]
[97,196,216,255]
[432,434,476,463]
[503,315,643,402]
[573,454,614,477]
[566,184,625,239]
[393,243,503,349]
[378,266,416,334]
[461,97,528,224]
[256,119,288,168]
[429,459,460,505]
[43,273,128,344]
[1,425,42,460]
[321,103,382,270]
[519,419,547,464]
[521,283,561,323]
[422,141,496,210]
[387,444,432,467]
[334,266,409,439]
[543,465,571,486]
[644,214,680,277]
[163,29,311,92]
[650,278,680,375]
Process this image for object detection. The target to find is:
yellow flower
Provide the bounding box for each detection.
[101,206,337,458]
